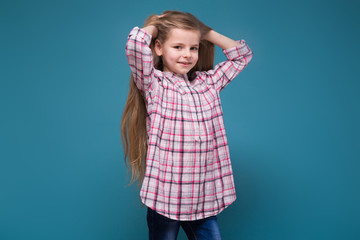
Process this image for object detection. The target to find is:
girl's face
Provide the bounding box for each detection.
[155,28,200,75]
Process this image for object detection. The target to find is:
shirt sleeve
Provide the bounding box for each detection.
[203,40,253,92]
[125,27,154,94]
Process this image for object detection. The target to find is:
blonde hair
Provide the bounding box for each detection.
[121,11,214,185]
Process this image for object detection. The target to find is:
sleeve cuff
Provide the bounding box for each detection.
[129,27,152,46]
[223,40,251,60]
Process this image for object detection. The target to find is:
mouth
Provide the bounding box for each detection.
[178,62,192,66]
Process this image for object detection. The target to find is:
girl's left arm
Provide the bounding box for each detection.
[203,30,240,50]
[201,30,253,92]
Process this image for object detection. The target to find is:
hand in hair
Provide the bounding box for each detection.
[202,29,241,50]
[142,15,163,38]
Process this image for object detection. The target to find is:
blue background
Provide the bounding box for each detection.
[1,0,359,239]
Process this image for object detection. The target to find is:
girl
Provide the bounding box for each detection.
[122,10,253,240]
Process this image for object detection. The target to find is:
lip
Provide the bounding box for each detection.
[178,62,192,66]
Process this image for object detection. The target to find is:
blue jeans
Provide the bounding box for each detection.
[147,208,222,240]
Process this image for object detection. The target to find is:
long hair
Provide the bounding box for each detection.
[121,11,215,185]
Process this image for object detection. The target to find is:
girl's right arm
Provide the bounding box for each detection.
[125,27,155,94]
[142,25,158,38]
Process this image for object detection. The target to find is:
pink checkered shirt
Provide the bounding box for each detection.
[126,27,253,221]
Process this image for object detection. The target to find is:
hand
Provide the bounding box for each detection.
[202,30,240,50]
[143,15,161,27]
[142,14,164,38]
[202,30,215,41]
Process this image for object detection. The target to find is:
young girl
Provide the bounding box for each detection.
[122,10,253,240]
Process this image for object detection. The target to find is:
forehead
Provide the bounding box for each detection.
[165,28,200,44]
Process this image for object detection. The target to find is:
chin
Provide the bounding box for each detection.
[178,68,193,74]
[172,70,188,75]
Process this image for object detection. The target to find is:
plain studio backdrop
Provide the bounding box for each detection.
[1,0,359,239]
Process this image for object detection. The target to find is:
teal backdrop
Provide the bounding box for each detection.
[1,0,359,239]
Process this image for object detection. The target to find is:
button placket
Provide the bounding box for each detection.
[175,75,203,142]
[187,87,203,142]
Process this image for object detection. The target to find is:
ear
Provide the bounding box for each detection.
[154,39,163,56]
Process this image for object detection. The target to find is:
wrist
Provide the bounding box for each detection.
[142,25,158,38]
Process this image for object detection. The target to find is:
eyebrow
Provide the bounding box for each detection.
[172,42,199,47]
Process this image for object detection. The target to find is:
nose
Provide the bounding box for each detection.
[182,49,191,58]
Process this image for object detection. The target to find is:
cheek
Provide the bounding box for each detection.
[164,50,178,61]
[193,53,199,63]
[170,53,179,61]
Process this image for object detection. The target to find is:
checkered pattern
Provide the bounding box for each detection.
[126,27,253,221]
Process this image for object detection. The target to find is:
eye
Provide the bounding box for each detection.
[191,47,198,51]
[173,46,181,49]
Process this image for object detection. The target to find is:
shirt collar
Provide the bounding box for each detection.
[163,71,188,81]
[161,71,188,95]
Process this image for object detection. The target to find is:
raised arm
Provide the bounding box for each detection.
[125,27,154,94]
[201,30,253,92]
[203,30,240,50]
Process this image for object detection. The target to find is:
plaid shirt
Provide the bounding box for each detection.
[126,27,253,221]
